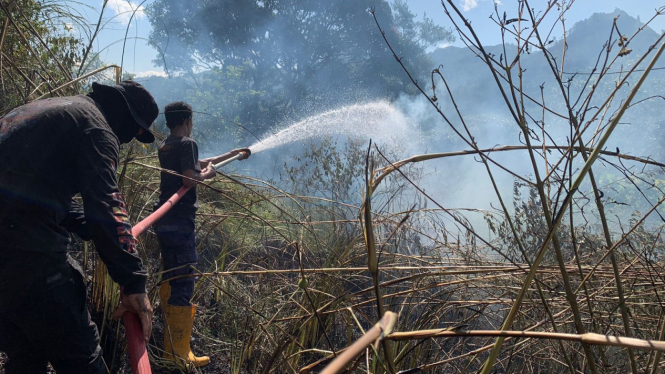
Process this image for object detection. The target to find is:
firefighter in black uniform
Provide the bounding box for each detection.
[0,81,157,373]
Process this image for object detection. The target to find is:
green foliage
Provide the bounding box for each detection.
[286,137,367,203]
[146,0,454,143]
[0,0,85,114]
[391,0,451,49]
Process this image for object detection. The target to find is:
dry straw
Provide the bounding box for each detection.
[5,1,665,373]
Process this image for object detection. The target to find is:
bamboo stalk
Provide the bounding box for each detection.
[15,6,71,82]
[388,329,665,352]
[480,36,665,374]
[526,1,637,368]
[360,143,397,373]
[373,145,665,188]
[650,316,665,374]
[78,0,108,76]
[0,0,15,53]
[0,2,58,87]
[319,312,397,374]
[35,65,120,100]
[0,51,38,91]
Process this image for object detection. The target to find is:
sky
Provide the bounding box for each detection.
[69,0,162,77]
[70,0,665,78]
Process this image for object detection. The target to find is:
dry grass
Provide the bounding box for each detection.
[3,1,665,374]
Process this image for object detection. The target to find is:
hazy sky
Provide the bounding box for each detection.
[71,0,665,77]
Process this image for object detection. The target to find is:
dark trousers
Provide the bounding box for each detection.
[155,217,198,306]
[0,258,105,374]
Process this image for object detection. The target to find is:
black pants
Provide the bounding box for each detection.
[0,259,105,374]
[155,217,198,307]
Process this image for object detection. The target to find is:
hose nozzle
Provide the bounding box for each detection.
[213,148,252,170]
[236,148,251,160]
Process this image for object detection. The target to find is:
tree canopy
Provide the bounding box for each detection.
[147,0,453,143]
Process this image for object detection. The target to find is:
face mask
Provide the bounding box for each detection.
[89,92,140,144]
[111,120,139,144]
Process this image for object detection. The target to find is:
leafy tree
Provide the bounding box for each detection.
[147,0,454,143]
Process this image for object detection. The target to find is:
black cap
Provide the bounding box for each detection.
[91,80,158,143]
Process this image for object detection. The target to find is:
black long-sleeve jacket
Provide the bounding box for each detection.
[0,96,146,294]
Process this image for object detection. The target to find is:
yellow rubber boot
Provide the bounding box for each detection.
[163,304,210,368]
[159,282,172,311]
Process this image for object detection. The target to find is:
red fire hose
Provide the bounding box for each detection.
[133,185,191,238]
[123,149,250,374]
[124,184,190,374]
[123,310,153,374]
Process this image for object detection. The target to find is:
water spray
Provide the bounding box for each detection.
[125,147,251,374]
[124,101,410,372]
[245,101,415,154]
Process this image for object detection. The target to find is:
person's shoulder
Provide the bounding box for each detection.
[41,95,96,112]
[41,95,106,123]
[15,96,79,116]
[68,95,105,116]
[71,96,111,129]
[181,136,198,145]
[162,136,198,152]
[2,96,99,126]
[180,136,199,149]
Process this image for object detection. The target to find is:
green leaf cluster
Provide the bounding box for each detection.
[146,0,454,144]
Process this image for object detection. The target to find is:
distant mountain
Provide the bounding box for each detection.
[551,9,659,70]
[426,9,661,113]
[143,9,660,115]
[139,10,665,155]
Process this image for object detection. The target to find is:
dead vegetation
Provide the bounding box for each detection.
[3,1,665,373]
